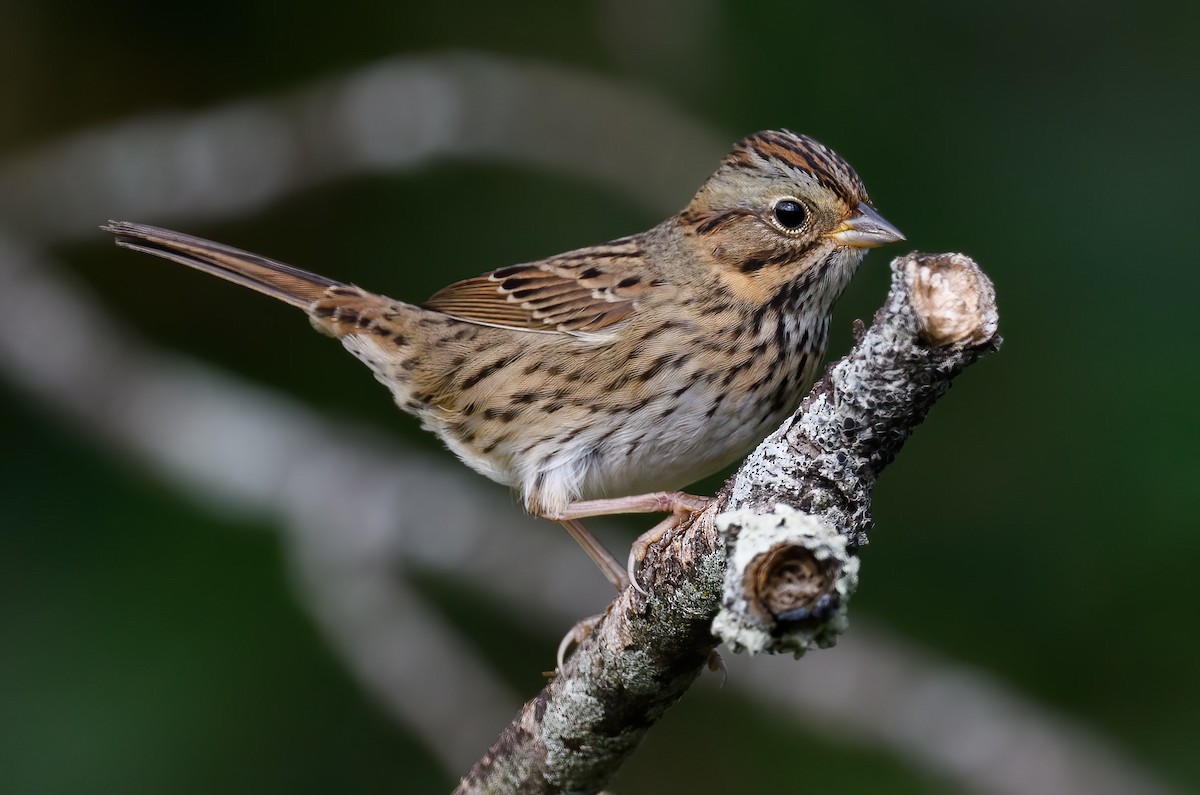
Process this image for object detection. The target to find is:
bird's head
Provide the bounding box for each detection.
[681,130,904,305]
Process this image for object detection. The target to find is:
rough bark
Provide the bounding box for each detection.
[456,252,1000,793]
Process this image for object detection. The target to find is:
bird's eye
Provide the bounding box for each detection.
[772,199,807,231]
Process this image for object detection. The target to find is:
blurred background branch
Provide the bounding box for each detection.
[2,4,1197,793]
[0,54,726,240]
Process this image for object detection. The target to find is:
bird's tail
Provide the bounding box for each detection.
[103,221,341,309]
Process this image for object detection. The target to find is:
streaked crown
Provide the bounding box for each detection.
[722,130,868,207]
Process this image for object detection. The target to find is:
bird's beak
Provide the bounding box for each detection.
[830,202,905,249]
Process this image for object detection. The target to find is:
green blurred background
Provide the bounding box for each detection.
[2,1,1198,793]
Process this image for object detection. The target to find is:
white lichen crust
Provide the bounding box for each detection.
[713,505,859,656]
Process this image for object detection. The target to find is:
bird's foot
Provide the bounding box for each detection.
[557,613,604,670]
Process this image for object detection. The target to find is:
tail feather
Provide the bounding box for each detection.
[103,221,341,309]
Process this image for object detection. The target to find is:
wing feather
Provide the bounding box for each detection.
[422,240,651,334]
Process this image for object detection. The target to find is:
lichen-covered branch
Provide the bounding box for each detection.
[715,252,999,655]
[457,252,1001,794]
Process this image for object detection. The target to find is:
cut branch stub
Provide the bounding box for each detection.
[754,544,841,624]
[906,252,999,349]
[712,506,858,656]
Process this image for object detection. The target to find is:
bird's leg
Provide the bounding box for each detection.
[557,519,629,591]
[553,491,711,520]
[545,492,713,668]
[550,492,712,595]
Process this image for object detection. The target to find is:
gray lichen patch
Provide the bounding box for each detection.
[712,505,859,656]
[542,681,635,791]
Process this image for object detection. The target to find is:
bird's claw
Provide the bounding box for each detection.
[557,613,603,669]
[625,495,713,596]
[707,648,728,687]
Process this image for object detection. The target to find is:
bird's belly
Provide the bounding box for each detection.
[579,386,798,500]
[422,378,800,516]
[411,328,821,516]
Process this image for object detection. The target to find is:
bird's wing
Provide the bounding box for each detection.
[422,238,655,334]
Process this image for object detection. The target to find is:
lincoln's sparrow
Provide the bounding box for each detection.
[105,130,902,592]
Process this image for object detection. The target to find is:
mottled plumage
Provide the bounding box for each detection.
[105,130,902,591]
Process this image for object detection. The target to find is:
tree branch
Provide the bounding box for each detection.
[457,251,1001,793]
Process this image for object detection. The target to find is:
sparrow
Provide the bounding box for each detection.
[105,129,903,593]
